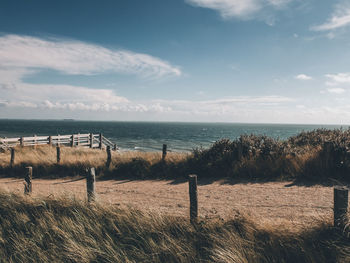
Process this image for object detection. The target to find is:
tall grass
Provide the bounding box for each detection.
[0,191,349,263]
[1,128,350,183]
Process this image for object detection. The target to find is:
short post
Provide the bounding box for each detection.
[162,144,167,160]
[86,167,96,202]
[20,137,24,147]
[33,135,37,149]
[24,166,32,195]
[71,134,75,147]
[113,144,117,151]
[10,148,15,167]
[106,146,111,168]
[99,133,103,150]
[334,187,348,228]
[77,134,80,146]
[56,146,61,164]
[48,136,52,146]
[90,133,93,148]
[189,174,198,224]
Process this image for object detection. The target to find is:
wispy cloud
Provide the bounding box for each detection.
[325,73,350,86]
[327,88,346,94]
[0,34,181,78]
[295,74,312,80]
[311,4,350,31]
[185,0,292,20]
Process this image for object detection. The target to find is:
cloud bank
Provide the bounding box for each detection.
[185,0,292,20]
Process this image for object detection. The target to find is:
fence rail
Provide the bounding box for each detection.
[0,133,118,151]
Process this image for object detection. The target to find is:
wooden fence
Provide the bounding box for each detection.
[0,133,118,151]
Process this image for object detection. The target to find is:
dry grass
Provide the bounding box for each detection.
[0,191,349,263]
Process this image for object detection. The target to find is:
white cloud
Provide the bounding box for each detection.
[311,5,350,31]
[325,73,350,86]
[327,88,346,94]
[295,74,312,80]
[0,34,181,78]
[185,0,292,20]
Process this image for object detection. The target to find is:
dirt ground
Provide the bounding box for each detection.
[0,176,338,228]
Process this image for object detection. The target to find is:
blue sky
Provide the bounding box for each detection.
[1,0,350,124]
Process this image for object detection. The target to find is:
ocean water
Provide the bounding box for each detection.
[0,119,347,152]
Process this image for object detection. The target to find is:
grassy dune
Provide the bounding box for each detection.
[0,191,349,263]
[1,128,350,183]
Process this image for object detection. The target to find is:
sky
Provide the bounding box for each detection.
[1,0,350,124]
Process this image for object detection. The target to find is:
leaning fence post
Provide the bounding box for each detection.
[49,136,52,146]
[71,134,75,147]
[56,146,61,164]
[10,148,15,167]
[99,133,103,149]
[90,133,93,148]
[106,146,111,168]
[86,167,96,202]
[189,174,198,224]
[20,137,24,147]
[162,144,167,160]
[334,187,348,229]
[24,166,32,195]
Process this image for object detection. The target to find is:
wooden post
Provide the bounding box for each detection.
[71,134,75,147]
[99,133,103,150]
[24,166,32,195]
[90,133,93,148]
[86,167,96,202]
[56,146,61,164]
[189,174,198,224]
[162,144,167,160]
[77,134,80,146]
[334,187,348,228]
[57,134,60,146]
[106,146,111,168]
[33,135,37,149]
[49,136,52,146]
[113,144,117,151]
[20,137,24,147]
[10,148,15,167]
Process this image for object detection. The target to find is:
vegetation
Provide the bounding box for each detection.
[1,128,350,183]
[0,191,349,263]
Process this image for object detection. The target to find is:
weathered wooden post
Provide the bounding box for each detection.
[324,141,333,168]
[113,144,117,151]
[77,134,80,146]
[189,174,198,224]
[90,133,93,148]
[10,148,15,167]
[33,135,37,149]
[56,146,61,164]
[334,187,348,228]
[106,146,112,168]
[162,144,167,160]
[71,134,75,147]
[20,137,24,147]
[86,167,96,202]
[24,166,32,195]
[48,136,52,146]
[99,133,103,150]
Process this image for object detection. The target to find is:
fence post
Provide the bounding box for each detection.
[90,133,93,148]
[106,146,111,168]
[49,136,52,146]
[10,148,15,167]
[56,146,61,164]
[77,134,80,146]
[24,166,32,195]
[162,144,167,160]
[20,137,24,147]
[71,134,75,147]
[86,167,96,202]
[99,133,103,149]
[334,187,348,228]
[189,174,198,224]
[113,144,117,151]
[33,135,37,149]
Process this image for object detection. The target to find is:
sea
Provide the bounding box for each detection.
[0,119,348,152]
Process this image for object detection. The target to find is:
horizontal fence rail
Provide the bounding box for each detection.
[0,133,118,151]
